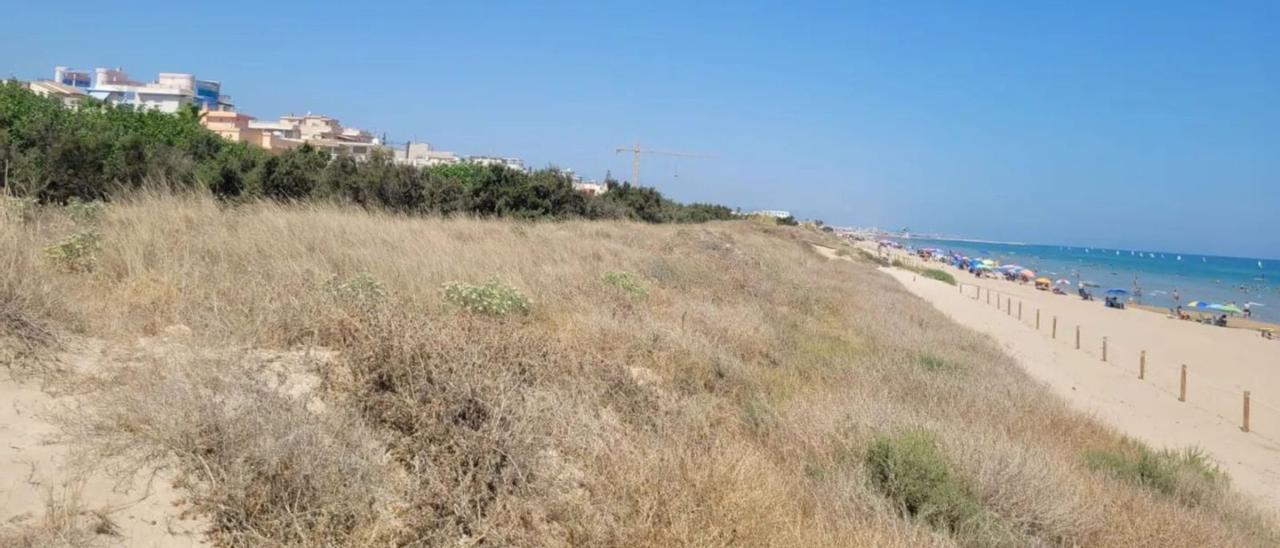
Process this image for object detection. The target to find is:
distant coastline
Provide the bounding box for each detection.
[902,235,1028,246]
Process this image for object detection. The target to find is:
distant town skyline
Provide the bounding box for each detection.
[3,1,1276,258]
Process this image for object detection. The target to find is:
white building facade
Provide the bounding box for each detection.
[466,155,527,172]
[51,66,233,113]
[393,142,460,167]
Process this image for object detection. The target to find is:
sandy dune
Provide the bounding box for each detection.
[834,244,1280,513]
[1,340,207,546]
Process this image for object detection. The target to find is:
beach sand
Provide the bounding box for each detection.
[1,343,207,546]
[834,242,1280,513]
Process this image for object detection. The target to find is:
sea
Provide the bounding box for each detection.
[890,237,1279,323]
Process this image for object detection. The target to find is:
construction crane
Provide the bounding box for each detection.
[614,141,711,186]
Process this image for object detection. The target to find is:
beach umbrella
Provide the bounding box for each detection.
[1081,281,1101,288]
[1210,304,1244,315]
[1055,279,1071,285]
[1020,270,1036,280]
[1105,288,1128,296]
[1186,301,1213,310]
[1035,277,1051,284]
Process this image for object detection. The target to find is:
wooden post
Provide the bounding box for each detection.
[1052,317,1057,339]
[1036,309,1041,330]
[1179,365,1187,402]
[1018,301,1022,320]
[1139,350,1146,379]
[1243,391,1251,433]
[986,289,990,305]
[1075,325,1081,350]
[1007,298,1011,315]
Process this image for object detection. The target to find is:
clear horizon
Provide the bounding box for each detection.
[3,1,1276,258]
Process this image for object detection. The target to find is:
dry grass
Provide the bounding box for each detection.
[0,485,119,548]
[3,190,1277,546]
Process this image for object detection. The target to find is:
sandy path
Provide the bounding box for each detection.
[815,244,1280,513]
[875,246,1280,443]
[1,344,207,546]
[824,245,1280,514]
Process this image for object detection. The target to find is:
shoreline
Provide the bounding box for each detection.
[1127,303,1279,333]
[883,237,1279,325]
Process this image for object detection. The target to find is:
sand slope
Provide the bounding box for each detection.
[1,340,207,546]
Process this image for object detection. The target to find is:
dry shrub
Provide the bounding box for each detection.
[58,353,395,547]
[0,289,57,372]
[0,211,63,373]
[335,314,567,544]
[0,486,118,548]
[946,428,1102,544]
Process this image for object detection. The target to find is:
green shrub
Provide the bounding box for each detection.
[65,197,105,223]
[922,269,956,285]
[865,430,986,533]
[443,279,531,316]
[326,273,388,307]
[1083,442,1228,506]
[603,271,648,299]
[856,248,887,266]
[918,354,950,372]
[742,394,779,434]
[44,231,101,272]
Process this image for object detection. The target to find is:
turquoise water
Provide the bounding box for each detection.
[892,237,1279,323]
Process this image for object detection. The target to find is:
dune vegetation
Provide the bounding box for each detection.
[2,191,1277,547]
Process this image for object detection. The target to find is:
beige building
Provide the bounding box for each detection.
[205,110,385,158]
[200,109,298,153]
[265,113,383,159]
[25,81,88,108]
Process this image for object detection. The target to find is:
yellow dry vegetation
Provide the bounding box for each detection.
[2,191,1275,547]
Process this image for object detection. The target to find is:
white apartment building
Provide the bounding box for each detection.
[60,66,234,113]
[746,210,792,219]
[572,182,607,196]
[393,142,460,167]
[466,155,526,172]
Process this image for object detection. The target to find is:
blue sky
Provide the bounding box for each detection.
[4,1,1277,258]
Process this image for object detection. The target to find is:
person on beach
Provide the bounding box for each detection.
[1244,302,1252,318]
[1173,288,1180,307]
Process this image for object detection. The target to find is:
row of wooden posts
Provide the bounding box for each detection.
[957,281,1253,433]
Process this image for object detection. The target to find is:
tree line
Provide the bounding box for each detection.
[0,81,735,222]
